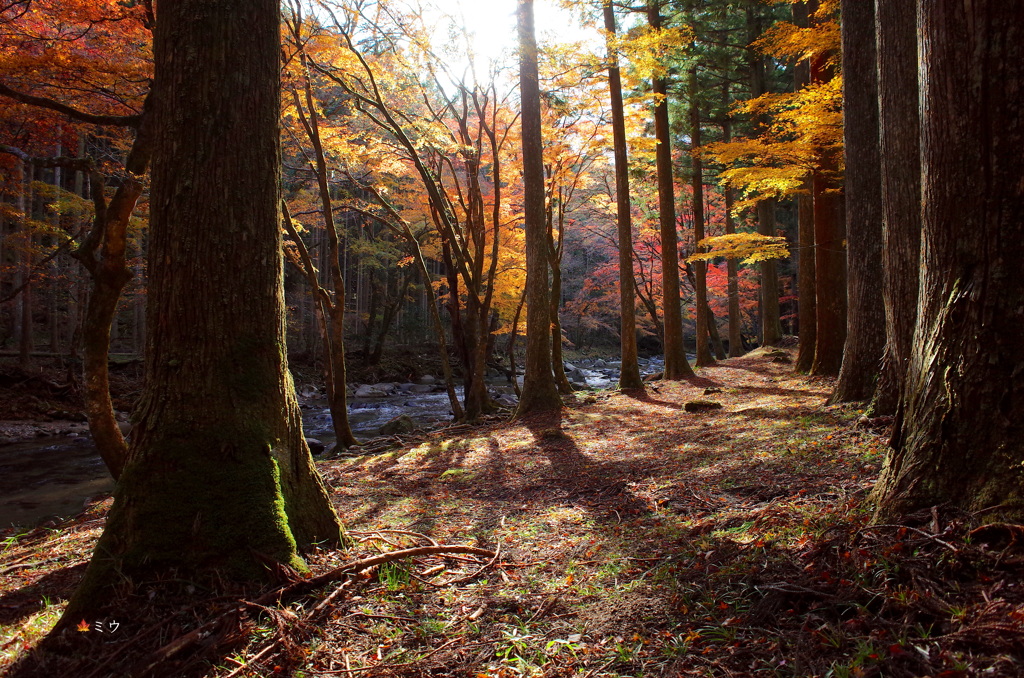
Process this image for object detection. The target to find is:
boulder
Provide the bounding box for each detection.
[379,414,416,436]
[417,374,437,385]
[568,368,589,382]
[494,394,518,408]
[305,437,326,455]
[354,383,394,398]
[563,362,578,372]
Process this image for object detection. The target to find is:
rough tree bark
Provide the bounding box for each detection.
[61,0,343,621]
[793,1,817,373]
[746,3,783,348]
[604,0,644,391]
[649,0,693,379]
[809,41,847,377]
[515,0,562,416]
[830,0,884,402]
[871,0,920,416]
[874,0,1024,520]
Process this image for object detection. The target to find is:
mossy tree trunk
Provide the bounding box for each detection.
[874,0,1024,521]
[61,0,343,623]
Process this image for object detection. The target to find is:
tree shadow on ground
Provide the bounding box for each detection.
[0,563,87,626]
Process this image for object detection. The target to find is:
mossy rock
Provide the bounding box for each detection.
[379,414,416,435]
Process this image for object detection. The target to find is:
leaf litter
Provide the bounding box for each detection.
[2,347,1023,677]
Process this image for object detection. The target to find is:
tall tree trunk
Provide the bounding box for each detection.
[830,0,885,402]
[689,66,715,367]
[757,200,783,347]
[746,3,783,348]
[649,1,693,379]
[809,46,847,376]
[871,0,921,416]
[793,1,817,373]
[62,0,343,621]
[874,0,1024,521]
[18,164,33,365]
[515,0,561,416]
[795,187,816,372]
[721,101,744,358]
[604,1,644,391]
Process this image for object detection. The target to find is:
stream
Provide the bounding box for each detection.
[0,356,669,529]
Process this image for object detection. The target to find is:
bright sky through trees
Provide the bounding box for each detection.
[428,0,597,71]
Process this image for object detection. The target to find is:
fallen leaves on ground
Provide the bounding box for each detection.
[2,348,1023,677]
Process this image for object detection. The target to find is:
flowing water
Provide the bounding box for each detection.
[0,356,669,529]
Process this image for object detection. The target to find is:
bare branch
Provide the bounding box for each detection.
[0,81,141,127]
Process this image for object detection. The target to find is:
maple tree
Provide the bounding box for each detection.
[0,0,153,479]
[281,1,359,448]
[296,0,527,420]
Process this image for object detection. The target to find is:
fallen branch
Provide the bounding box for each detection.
[127,543,498,675]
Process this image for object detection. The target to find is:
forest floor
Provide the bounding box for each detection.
[2,347,1023,677]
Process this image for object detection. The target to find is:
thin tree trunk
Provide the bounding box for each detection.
[288,34,359,448]
[792,2,816,372]
[689,66,715,367]
[71,111,155,480]
[795,187,816,372]
[18,164,33,365]
[746,3,783,348]
[604,0,644,391]
[721,98,744,358]
[757,199,783,347]
[549,211,573,394]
